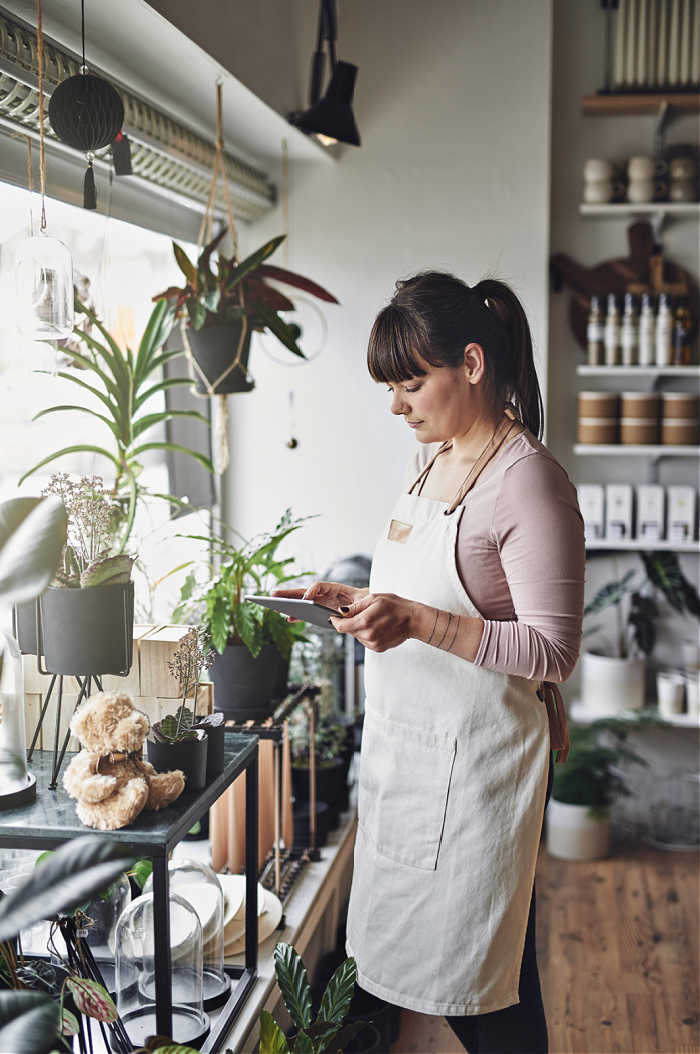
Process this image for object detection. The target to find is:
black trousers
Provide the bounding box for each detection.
[445,748,555,1054]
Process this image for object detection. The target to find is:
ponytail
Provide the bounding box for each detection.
[367,270,544,439]
[472,279,543,440]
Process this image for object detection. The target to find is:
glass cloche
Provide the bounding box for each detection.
[79,872,131,993]
[0,628,35,808]
[115,890,209,1047]
[15,232,74,341]
[144,858,230,1009]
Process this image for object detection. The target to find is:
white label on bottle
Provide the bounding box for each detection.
[587,321,604,341]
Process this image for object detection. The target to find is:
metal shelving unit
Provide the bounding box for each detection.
[577,366,700,378]
[586,539,699,553]
[574,444,700,456]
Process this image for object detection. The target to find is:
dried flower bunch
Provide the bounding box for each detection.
[155,627,215,744]
[41,473,132,589]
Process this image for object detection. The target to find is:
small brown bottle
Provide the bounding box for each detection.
[673,296,693,366]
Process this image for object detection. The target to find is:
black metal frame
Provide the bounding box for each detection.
[0,732,259,1050]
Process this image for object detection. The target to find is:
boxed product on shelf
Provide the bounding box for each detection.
[667,487,697,542]
[577,484,605,539]
[605,483,633,539]
[661,417,699,445]
[636,485,665,541]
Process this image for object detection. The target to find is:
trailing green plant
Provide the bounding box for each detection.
[153,229,338,360]
[259,942,364,1054]
[551,715,657,812]
[173,509,314,660]
[289,708,348,768]
[40,473,132,588]
[583,551,700,659]
[19,298,213,550]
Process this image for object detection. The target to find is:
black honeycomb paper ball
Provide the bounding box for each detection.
[48,73,124,153]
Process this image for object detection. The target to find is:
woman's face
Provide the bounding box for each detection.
[385,351,484,444]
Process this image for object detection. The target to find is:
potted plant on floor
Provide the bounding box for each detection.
[152,230,338,395]
[546,715,654,860]
[581,551,700,716]
[173,509,312,722]
[148,627,214,791]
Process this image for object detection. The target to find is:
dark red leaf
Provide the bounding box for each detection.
[256,265,339,303]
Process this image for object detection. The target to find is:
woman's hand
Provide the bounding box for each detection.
[272,581,368,622]
[329,592,418,652]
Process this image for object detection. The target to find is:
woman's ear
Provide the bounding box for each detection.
[463,343,486,384]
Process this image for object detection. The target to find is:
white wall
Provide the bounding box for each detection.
[214,0,554,579]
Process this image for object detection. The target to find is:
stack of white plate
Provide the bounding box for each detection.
[217,874,283,959]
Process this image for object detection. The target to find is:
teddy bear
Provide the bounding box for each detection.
[63,691,185,831]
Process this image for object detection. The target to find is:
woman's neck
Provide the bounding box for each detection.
[449,406,504,463]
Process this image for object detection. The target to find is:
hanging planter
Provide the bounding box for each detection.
[185,320,254,395]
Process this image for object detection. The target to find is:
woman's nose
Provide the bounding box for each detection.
[390,391,407,415]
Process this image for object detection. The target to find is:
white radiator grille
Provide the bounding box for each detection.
[612,0,700,90]
[0,8,276,223]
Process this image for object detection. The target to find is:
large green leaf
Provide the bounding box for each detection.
[273,943,313,1031]
[259,1010,291,1054]
[0,836,134,943]
[173,242,198,285]
[641,550,700,616]
[207,592,231,654]
[235,601,264,658]
[0,991,59,1054]
[583,569,636,617]
[292,1031,314,1054]
[133,375,191,411]
[224,235,286,291]
[0,496,67,603]
[72,321,130,405]
[135,299,175,385]
[32,404,121,443]
[18,445,121,486]
[253,305,306,359]
[128,441,213,474]
[318,958,356,1027]
[54,345,123,409]
[131,409,209,440]
[35,369,124,432]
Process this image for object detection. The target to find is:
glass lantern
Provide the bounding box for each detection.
[115,890,209,1047]
[0,628,36,808]
[15,233,74,341]
[144,858,231,1009]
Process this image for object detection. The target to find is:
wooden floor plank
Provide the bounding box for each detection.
[391,844,698,1054]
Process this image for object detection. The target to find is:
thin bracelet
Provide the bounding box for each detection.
[426,607,440,646]
[446,614,461,653]
[435,612,452,650]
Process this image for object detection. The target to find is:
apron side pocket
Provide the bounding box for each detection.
[358,712,457,871]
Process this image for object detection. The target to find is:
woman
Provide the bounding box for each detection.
[276,271,585,1054]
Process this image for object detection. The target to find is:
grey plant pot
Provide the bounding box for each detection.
[38,581,134,676]
[147,728,208,792]
[12,599,38,655]
[208,642,289,723]
[186,322,255,394]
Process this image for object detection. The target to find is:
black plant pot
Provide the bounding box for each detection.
[197,713,225,779]
[346,1021,382,1053]
[186,322,254,394]
[209,642,289,723]
[292,758,346,827]
[38,581,134,676]
[293,800,329,848]
[147,729,208,792]
[12,600,37,654]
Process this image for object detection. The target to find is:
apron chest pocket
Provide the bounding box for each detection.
[358,711,457,871]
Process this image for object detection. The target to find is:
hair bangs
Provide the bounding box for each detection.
[367,304,429,384]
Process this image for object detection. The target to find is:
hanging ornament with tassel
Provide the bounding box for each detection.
[48,0,124,209]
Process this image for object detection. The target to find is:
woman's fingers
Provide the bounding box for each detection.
[271,588,306,599]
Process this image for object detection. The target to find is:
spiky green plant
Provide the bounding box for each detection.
[19,299,213,550]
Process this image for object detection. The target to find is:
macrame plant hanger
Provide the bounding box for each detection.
[180,81,246,474]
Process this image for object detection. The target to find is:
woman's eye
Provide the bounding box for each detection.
[405,385,421,393]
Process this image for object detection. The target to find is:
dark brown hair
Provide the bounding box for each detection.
[367,271,544,439]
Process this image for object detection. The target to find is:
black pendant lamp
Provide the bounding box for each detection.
[48,0,124,208]
[288,0,360,147]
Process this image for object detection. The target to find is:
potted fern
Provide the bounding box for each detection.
[581,551,700,717]
[153,229,338,394]
[173,510,312,722]
[546,716,654,860]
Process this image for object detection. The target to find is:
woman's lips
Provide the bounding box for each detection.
[407,420,423,429]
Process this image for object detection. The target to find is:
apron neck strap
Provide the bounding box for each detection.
[408,440,453,496]
[445,410,524,515]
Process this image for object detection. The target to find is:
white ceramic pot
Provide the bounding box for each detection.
[584,158,613,182]
[546,799,611,860]
[580,651,645,715]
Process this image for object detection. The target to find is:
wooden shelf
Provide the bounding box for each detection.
[574,444,700,456]
[580,203,700,217]
[570,701,699,728]
[582,92,700,115]
[585,539,699,553]
[577,366,700,377]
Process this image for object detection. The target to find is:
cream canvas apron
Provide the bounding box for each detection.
[346,417,552,1016]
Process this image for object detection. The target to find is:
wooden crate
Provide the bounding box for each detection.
[101,624,154,695]
[139,625,197,698]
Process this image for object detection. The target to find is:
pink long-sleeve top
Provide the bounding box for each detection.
[406,429,585,683]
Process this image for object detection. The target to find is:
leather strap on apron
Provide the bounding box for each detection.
[409,407,571,765]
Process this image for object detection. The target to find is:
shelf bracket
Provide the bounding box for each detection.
[650,208,669,242]
[652,100,670,157]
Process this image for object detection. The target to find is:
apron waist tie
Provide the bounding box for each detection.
[538,681,570,764]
